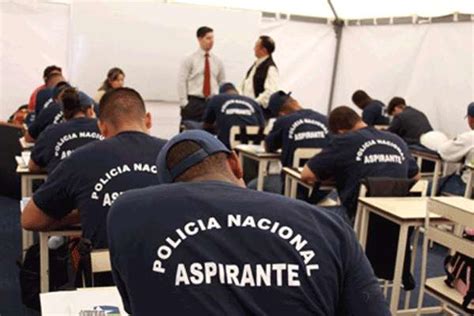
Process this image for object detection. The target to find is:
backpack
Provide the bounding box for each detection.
[443,230,474,313]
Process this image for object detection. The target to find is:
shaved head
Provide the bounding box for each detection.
[99,87,146,129]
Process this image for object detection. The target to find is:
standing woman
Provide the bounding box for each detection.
[94,67,125,103]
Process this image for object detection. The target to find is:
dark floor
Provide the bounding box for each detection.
[0,195,447,315]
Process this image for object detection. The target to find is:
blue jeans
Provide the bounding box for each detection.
[436,174,466,196]
[247,175,282,194]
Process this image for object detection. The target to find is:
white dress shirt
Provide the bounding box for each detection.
[177,49,225,106]
[239,56,279,108]
[438,130,474,183]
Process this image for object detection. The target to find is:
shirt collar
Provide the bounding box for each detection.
[198,48,211,57]
[255,55,269,67]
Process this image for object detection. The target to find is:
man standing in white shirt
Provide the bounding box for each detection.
[178,26,225,130]
[436,102,474,196]
[240,35,279,119]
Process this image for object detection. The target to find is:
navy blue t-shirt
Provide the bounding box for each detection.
[203,94,265,148]
[35,88,54,115]
[33,131,167,248]
[108,181,389,315]
[362,100,389,126]
[31,117,104,173]
[307,127,418,215]
[28,102,64,140]
[265,109,330,167]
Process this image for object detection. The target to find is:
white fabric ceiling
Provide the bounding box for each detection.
[44,0,474,19]
[171,0,474,19]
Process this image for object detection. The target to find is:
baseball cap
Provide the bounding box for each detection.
[53,81,71,99]
[467,102,474,118]
[268,90,291,117]
[156,130,231,184]
[219,82,236,94]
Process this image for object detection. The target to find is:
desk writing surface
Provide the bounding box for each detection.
[234,144,280,158]
[430,197,474,215]
[410,149,441,161]
[41,286,128,315]
[358,197,442,221]
[16,165,47,175]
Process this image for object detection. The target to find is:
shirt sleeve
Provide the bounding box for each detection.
[177,56,192,107]
[339,222,391,315]
[216,57,226,85]
[32,157,77,220]
[110,254,132,313]
[437,132,474,162]
[30,129,53,168]
[28,117,43,140]
[203,98,217,124]
[306,146,338,181]
[264,118,284,152]
[256,66,279,108]
[388,116,401,135]
[362,108,376,126]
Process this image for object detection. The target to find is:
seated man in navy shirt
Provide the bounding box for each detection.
[107,130,390,316]
[22,87,167,250]
[387,97,433,146]
[25,81,70,142]
[301,106,419,219]
[29,87,104,173]
[249,90,331,194]
[203,82,265,149]
[351,90,389,127]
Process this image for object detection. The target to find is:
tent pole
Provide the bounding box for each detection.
[326,0,344,115]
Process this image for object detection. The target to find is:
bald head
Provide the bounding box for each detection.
[98,87,151,137]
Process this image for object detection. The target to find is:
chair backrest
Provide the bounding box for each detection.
[229,125,265,149]
[292,148,322,168]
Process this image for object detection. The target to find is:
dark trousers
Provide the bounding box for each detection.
[181,96,207,121]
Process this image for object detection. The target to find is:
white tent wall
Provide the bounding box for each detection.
[0,2,69,120]
[260,18,336,113]
[68,2,260,101]
[333,22,474,137]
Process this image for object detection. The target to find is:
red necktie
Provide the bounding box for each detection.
[203,53,211,98]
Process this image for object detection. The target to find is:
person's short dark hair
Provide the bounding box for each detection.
[99,87,146,128]
[387,97,406,115]
[61,88,93,120]
[328,106,361,134]
[46,73,64,85]
[351,90,370,108]
[259,35,275,54]
[166,140,229,182]
[43,65,62,80]
[196,26,213,38]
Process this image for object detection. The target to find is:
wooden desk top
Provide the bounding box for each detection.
[16,165,47,176]
[358,197,442,222]
[282,167,335,187]
[410,148,441,161]
[429,197,474,216]
[234,144,281,159]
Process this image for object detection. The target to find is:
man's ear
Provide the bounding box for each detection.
[145,112,152,130]
[227,151,243,180]
[98,120,109,138]
[86,107,95,118]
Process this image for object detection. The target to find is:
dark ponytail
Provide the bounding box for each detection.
[61,88,89,120]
